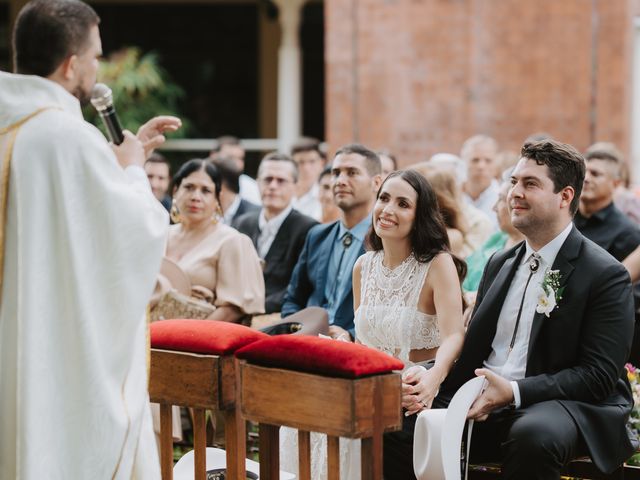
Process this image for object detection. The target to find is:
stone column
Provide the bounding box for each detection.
[273,0,306,154]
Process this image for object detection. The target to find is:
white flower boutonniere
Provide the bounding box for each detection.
[536,269,564,317]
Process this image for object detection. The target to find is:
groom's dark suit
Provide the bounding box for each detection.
[384,226,635,479]
[441,226,635,473]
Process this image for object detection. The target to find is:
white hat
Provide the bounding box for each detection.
[413,375,487,480]
[173,447,295,480]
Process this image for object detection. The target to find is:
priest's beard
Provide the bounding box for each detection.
[72,82,93,107]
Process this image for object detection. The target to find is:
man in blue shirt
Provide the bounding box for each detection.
[282,144,382,339]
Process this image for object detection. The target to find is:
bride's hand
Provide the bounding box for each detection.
[401,365,440,415]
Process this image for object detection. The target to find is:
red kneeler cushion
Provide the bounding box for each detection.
[235,335,404,379]
[150,319,268,355]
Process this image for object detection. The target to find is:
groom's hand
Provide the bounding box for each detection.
[467,368,514,421]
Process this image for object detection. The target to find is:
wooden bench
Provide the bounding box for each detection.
[234,335,405,480]
[149,319,267,480]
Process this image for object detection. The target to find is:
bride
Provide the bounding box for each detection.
[280,170,466,479]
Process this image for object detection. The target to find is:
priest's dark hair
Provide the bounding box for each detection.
[171,159,222,203]
[366,169,467,281]
[13,0,100,76]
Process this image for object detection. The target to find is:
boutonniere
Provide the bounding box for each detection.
[536,269,564,317]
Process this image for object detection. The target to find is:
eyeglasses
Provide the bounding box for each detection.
[259,176,291,186]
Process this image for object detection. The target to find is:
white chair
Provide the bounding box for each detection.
[413,376,487,480]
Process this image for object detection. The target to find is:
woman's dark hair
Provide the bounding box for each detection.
[171,159,222,203]
[366,169,467,282]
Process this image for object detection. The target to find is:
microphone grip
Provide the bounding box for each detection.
[98,105,124,145]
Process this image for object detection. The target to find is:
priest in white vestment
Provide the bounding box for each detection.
[0,1,180,478]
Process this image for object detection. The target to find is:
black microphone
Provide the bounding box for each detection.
[90,83,124,145]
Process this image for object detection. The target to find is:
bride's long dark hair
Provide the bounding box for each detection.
[366,169,467,282]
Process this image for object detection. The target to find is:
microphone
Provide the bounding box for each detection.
[90,83,124,145]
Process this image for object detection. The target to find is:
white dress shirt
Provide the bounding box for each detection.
[223,195,242,225]
[293,183,322,221]
[464,179,499,228]
[257,204,293,259]
[483,222,573,407]
[239,174,262,205]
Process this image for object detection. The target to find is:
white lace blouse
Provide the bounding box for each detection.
[354,251,441,366]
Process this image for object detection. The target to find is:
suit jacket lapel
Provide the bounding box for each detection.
[264,211,294,263]
[527,226,580,361]
[317,222,341,302]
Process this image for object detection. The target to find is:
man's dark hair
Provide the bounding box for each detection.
[145,152,170,168]
[520,140,586,216]
[291,137,326,160]
[259,152,299,183]
[318,165,332,183]
[13,0,100,76]
[211,157,241,194]
[334,143,382,177]
[211,135,241,153]
[171,158,221,203]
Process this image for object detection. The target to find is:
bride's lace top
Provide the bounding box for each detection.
[354,250,440,365]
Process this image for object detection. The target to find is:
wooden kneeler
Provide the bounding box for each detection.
[235,335,405,480]
[149,319,268,480]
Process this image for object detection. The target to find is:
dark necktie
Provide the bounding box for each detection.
[509,253,540,353]
[328,232,354,307]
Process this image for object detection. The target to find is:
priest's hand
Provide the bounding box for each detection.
[467,368,514,421]
[137,116,182,158]
[112,130,146,169]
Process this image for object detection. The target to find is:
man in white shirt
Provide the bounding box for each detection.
[461,134,500,228]
[291,138,326,221]
[386,140,635,479]
[234,153,317,313]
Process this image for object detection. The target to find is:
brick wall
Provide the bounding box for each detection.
[325,0,634,166]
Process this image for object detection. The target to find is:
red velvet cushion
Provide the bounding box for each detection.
[150,319,268,355]
[235,335,404,378]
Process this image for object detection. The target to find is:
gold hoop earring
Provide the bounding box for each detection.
[211,204,223,225]
[170,199,181,223]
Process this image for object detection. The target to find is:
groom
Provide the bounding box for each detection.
[387,139,635,479]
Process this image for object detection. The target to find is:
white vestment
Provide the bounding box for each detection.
[0,72,168,479]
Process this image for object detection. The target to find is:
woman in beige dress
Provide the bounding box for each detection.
[152,158,265,321]
[151,158,265,442]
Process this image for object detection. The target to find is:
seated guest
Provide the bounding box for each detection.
[318,166,341,224]
[282,144,382,339]
[144,152,172,211]
[413,165,468,257]
[209,135,261,205]
[291,137,326,221]
[377,149,398,181]
[463,180,524,293]
[213,157,260,225]
[234,153,318,313]
[386,139,635,480]
[575,146,640,261]
[426,154,495,252]
[152,159,265,322]
[460,134,500,228]
[586,142,640,224]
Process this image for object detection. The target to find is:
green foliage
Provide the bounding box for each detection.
[83,47,191,137]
